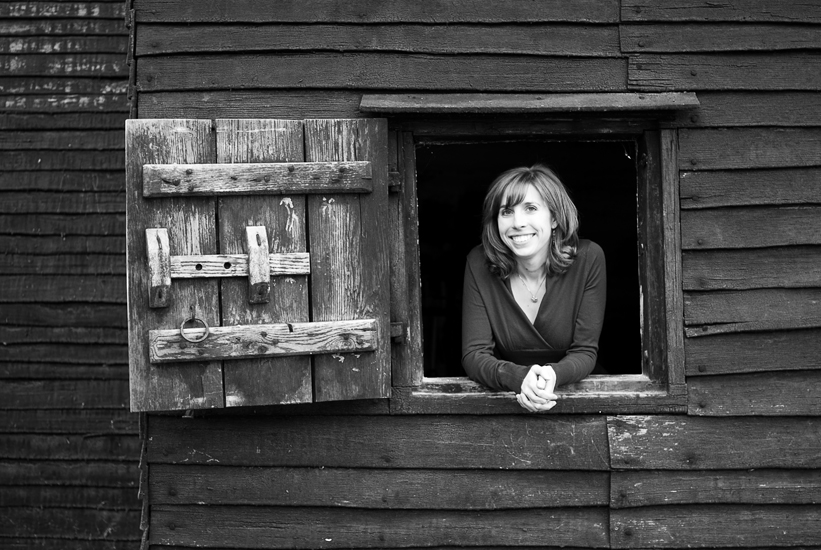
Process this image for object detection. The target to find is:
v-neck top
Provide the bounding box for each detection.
[461,239,606,392]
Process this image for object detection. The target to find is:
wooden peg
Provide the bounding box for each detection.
[146,228,172,308]
[245,225,270,304]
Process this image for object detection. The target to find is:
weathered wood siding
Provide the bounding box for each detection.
[130,0,821,549]
[0,1,139,548]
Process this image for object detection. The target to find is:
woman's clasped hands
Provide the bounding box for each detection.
[516,364,557,412]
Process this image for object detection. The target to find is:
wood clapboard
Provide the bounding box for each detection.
[126,119,391,412]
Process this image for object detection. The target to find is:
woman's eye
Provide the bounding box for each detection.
[500,208,512,216]
[526,205,538,212]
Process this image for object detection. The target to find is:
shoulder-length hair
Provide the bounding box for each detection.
[481,164,579,278]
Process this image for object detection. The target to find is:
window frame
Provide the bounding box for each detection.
[385,114,686,415]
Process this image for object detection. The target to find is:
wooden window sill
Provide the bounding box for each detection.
[390,375,687,415]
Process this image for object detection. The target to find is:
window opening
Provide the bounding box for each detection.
[416,137,640,378]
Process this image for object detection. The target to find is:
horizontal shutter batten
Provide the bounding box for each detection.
[149,319,378,363]
[143,161,373,197]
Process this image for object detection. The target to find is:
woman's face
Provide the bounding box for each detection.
[497,184,557,264]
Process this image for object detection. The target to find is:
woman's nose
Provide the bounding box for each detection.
[513,209,525,227]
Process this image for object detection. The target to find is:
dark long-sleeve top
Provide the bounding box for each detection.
[461,239,606,392]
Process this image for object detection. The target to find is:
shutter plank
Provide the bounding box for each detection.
[125,119,223,412]
[216,119,312,407]
[305,119,391,401]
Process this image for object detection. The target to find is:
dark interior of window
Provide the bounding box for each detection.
[416,138,641,377]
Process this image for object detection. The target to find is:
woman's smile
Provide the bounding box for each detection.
[510,233,535,244]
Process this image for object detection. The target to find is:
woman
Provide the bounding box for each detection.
[461,165,606,412]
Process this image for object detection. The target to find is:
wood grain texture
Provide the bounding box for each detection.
[0,113,128,131]
[125,119,223,412]
[391,131,424,387]
[138,54,627,93]
[681,167,821,208]
[688,370,821,416]
[0,540,138,550]
[0,150,123,171]
[138,91,364,119]
[137,23,621,57]
[621,23,821,52]
[146,228,171,307]
[150,464,609,508]
[150,505,609,548]
[0,409,136,433]
[0,35,126,54]
[305,119,391,401]
[660,129,685,388]
[149,319,377,363]
[148,415,610,470]
[0,253,124,275]
[0,323,128,344]
[392,385,687,415]
[135,0,619,23]
[637,130,667,382]
[0,507,139,540]
[683,247,821,290]
[1,329,121,356]
[0,486,138,509]
[0,191,124,213]
[143,161,372,197]
[0,362,128,380]
[680,128,821,170]
[0,379,128,409]
[0,53,127,76]
[0,343,127,364]
[168,253,309,278]
[0,93,128,112]
[361,92,699,113]
[685,328,821,375]
[622,0,821,22]
[0,213,124,235]
[608,415,821,469]
[0,170,124,192]
[0,434,140,460]
[0,2,127,19]
[0,129,123,150]
[675,92,821,127]
[685,288,821,327]
[611,504,821,548]
[612,469,821,508]
[215,119,312,407]
[0,303,126,328]
[0,460,138,487]
[629,53,821,91]
[0,275,125,302]
[0,18,127,36]
[682,207,821,249]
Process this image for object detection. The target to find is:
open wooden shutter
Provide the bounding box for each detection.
[126,119,391,412]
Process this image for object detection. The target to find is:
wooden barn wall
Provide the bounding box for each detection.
[0,1,139,548]
[61,0,821,548]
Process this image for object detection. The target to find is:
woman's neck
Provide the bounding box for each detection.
[516,259,546,282]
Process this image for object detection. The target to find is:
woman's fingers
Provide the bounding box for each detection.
[517,391,556,412]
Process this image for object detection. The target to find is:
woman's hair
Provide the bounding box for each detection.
[481,164,579,278]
